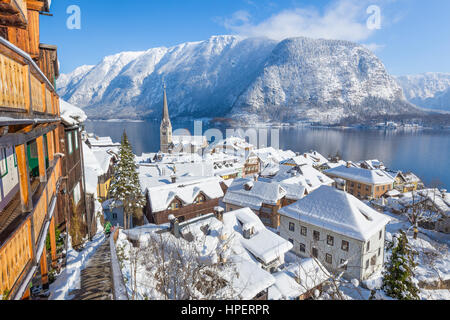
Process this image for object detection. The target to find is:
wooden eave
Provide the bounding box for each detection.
[0,0,28,28]
[26,0,44,12]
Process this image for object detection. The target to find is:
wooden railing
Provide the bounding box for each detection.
[0,218,32,296]
[0,37,59,116]
[0,157,61,298]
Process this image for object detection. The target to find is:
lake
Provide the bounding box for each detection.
[84,120,450,189]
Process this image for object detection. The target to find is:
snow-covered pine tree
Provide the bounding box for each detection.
[382,230,420,300]
[109,131,146,229]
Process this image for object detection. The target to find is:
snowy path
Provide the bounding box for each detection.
[49,232,106,300]
[71,238,113,300]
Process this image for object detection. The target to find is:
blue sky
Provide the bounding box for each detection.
[41,0,450,76]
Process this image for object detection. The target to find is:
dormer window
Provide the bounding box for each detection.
[170,200,181,211]
[196,194,206,204]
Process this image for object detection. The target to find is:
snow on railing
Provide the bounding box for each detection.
[109,229,128,300]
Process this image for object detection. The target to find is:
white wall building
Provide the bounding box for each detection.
[279,186,390,281]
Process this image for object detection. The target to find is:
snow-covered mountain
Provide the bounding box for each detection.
[396,73,450,111]
[58,35,418,123]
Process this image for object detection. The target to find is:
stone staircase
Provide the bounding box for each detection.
[71,238,114,300]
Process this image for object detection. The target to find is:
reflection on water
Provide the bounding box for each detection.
[84,120,450,189]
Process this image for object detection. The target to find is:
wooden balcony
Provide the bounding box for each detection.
[0,36,59,119]
[0,0,28,28]
[0,156,61,299]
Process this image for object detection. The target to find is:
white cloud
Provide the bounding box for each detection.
[221,0,379,43]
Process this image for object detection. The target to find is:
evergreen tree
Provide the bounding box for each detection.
[109,131,146,229]
[382,230,420,300]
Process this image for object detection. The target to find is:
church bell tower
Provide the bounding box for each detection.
[160,84,173,153]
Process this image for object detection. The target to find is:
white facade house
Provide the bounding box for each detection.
[279,186,390,281]
[0,146,19,212]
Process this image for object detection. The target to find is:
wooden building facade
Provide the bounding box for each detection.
[0,0,66,300]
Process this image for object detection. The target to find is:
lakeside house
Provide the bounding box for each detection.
[279,186,390,282]
[59,100,97,242]
[324,164,395,200]
[222,178,306,228]
[140,174,225,225]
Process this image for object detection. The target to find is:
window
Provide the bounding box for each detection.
[74,132,79,150]
[112,213,117,220]
[196,194,205,204]
[288,238,294,244]
[13,148,17,167]
[313,230,320,241]
[312,247,318,258]
[351,182,355,187]
[365,186,369,191]
[379,230,383,240]
[365,260,369,270]
[301,226,307,236]
[341,240,349,252]
[325,253,332,264]
[300,243,306,253]
[371,255,377,266]
[367,241,370,252]
[0,148,8,178]
[358,184,361,189]
[327,235,334,246]
[170,201,180,210]
[67,132,73,155]
[340,259,347,270]
[378,248,381,257]
[289,222,295,232]
[73,182,81,205]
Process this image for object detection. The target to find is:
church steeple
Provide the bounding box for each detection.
[162,83,171,126]
[160,83,173,153]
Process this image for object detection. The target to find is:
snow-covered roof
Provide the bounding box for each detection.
[60,99,87,126]
[279,186,391,241]
[265,165,334,194]
[172,135,207,147]
[180,207,292,298]
[81,141,104,195]
[86,136,121,148]
[357,159,385,170]
[324,165,395,185]
[207,136,255,154]
[223,178,289,210]
[145,176,224,212]
[92,147,118,174]
[249,148,296,166]
[269,258,330,300]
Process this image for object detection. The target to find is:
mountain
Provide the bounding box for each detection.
[57,35,418,124]
[396,73,450,111]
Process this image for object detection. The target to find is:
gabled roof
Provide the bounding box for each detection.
[324,165,395,185]
[223,178,289,210]
[146,176,224,212]
[266,165,334,194]
[279,186,391,241]
[269,258,330,300]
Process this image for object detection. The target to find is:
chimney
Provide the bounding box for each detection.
[244,181,254,191]
[214,206,224,222]
[346,162,352,168]
[168,214,181,238]
[171,174,177,184]
[303,153,307,158]
[243,226,255,240]
[253,174,258,182]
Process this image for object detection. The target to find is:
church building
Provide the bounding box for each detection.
[159,86,208,154]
